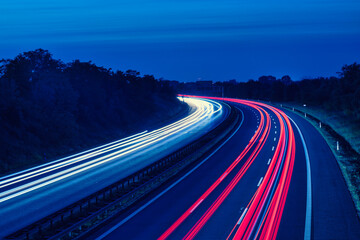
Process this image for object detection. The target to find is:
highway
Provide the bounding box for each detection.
[0,97,225,238]
[91,96,360,240]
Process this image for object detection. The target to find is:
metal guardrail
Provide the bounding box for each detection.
[6,102,240,240]
[282,105,358,156]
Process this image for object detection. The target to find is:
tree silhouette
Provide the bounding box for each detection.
[0,49,180,173]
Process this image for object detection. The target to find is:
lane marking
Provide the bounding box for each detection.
[272,146,275,151]
[190,199,204,213]
[274,137,276,141]
[267,158,271,165]
[257,177,263,187]
[288,116,312,240]
[237,208,248,225]
[219,172,229,181]
[95,107,245,240]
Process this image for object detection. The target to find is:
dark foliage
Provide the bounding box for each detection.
[0,49,179,173]
[214,63,360,121]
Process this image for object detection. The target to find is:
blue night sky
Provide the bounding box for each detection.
[1,0,360,82]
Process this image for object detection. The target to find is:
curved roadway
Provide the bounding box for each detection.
[92,96,360,240]
[0,97,225,239]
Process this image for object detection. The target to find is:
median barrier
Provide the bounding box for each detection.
[6,102,241,240]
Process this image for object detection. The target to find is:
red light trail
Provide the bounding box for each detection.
[158,96,296,240]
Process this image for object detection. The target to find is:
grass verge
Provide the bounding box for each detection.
[279,104,360,218]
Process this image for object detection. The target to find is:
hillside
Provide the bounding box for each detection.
[0,49,186,174]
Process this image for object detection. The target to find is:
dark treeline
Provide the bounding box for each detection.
[216,63,360,121]
[0,49,181,173]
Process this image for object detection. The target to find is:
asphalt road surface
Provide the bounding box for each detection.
[0,97,225,239]
[91,96,360,240]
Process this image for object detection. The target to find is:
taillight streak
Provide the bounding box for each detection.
[158,101,269,240]
[175,96,296,240]
[232,109,287,240]
[232,103,295,240]
[182,108,271,240]
[257,110,296,240]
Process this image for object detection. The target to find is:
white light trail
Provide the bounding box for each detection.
[0,97,223,203]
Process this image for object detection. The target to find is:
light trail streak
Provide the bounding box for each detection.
[158,98,271,240]
[232,107,288,240]
[159,96,296,240]
[0,131,148,183]
[182,105,271,240]
[0,97,223,203]
[95,107,245,240]
[227,101,296,240]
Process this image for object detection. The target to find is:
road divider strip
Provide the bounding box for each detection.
[5,100,240,240]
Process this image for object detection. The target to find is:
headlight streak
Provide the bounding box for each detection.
[0,98,214,197]
[159,96,296,240]
[0,99,206,188]
[0,131,158,189]
[0,97,223,203]
[0,131,148,184]
[0,98,220,187]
